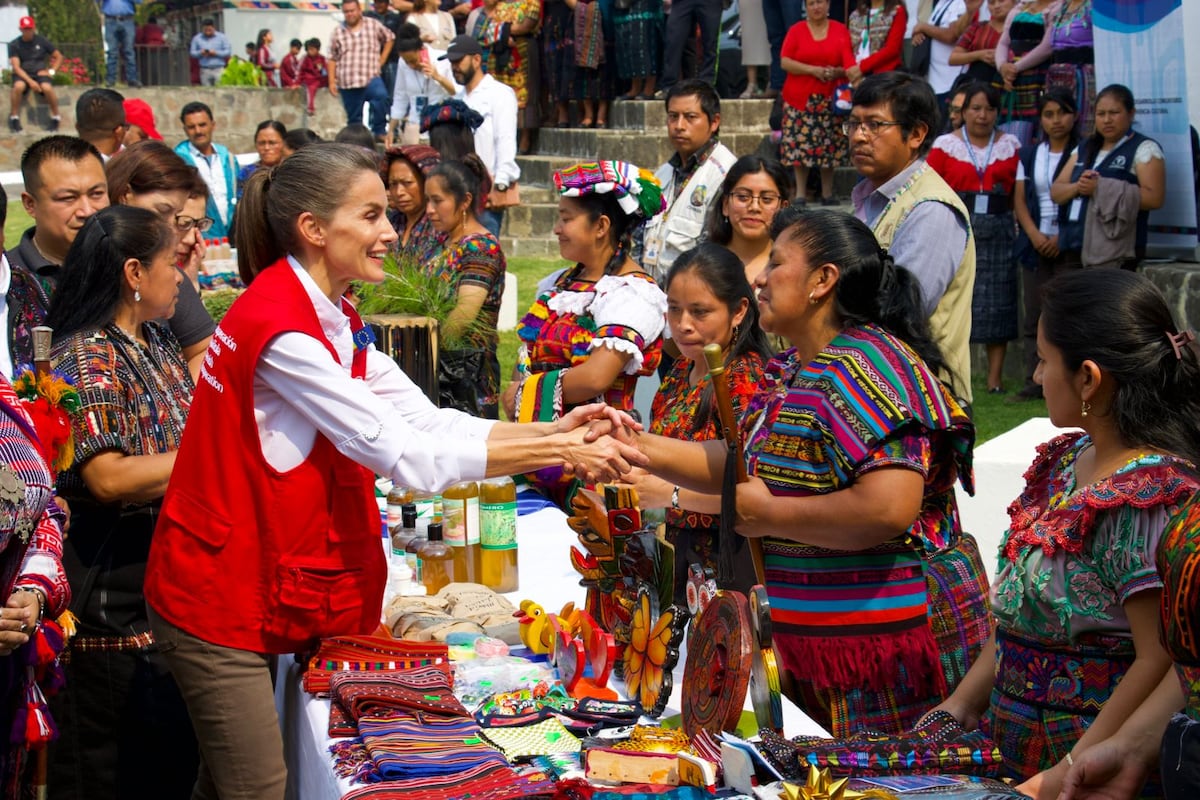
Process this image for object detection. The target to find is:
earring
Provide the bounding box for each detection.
[723,215,729,225]
[134,286,141,303]
[1081,400,1090,417]
[731,323,740,342]
[809,291,818,305]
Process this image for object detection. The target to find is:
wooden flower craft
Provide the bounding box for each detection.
[622,585,687,717]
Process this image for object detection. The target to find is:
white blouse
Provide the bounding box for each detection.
[251,257,495,493]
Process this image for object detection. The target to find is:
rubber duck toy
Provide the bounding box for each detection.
[514,599,554,654]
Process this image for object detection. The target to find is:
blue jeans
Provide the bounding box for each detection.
[340,76,389,136]
[480,209,503,238]
[762,0,805,90]
[105,15,139,85]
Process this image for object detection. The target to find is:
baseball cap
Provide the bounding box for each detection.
[439,35,483,61]
[123,98,163,140]
[19,16,35,30]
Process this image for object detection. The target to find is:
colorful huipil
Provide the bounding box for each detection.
[740,324,978,737]
[514,267,665,501]
[650,352,765,602]
[1158,492,1200,796]
[989,431,1199,780]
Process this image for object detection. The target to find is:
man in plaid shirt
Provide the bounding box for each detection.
[329,0,395,139]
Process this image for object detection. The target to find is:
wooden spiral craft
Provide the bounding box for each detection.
[681,591,754,737]
[749,585,783,732]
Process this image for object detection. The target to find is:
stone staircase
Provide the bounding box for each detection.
[500,97,861,257]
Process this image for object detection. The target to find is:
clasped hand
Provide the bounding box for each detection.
[556,403,646,483]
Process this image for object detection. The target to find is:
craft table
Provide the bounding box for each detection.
[275,506,830,800]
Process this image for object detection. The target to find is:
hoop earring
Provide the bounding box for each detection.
[1081,401,1090,417]
[809,291,818,306]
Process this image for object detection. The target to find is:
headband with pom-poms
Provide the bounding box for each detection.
[553,160,666,221]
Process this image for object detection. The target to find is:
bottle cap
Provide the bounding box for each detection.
[401,504,418,528]
[427,522,443,541]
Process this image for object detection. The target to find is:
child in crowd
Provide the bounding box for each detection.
[281,38,303,88]
[298,38,329,115]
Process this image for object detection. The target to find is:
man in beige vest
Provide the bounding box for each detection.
[849,72,975,405]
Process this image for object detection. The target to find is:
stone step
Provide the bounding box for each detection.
[502,202,560,238]
[532,129,775,170]
[515,154,583,187]
[608,97,776,132]
[499,235,561,258]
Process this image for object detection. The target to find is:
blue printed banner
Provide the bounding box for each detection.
[1094,0,1198,256]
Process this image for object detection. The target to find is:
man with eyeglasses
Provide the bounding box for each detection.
[6,136,215,378]
[848,72,975,406]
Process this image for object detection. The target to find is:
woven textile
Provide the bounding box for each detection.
[926,532,993,691]
[480,717,582,758]
[302,635,449,695]
[358,712,508,779]
[340,761,555,799]
[986,630,1136,780]
[329,667,466,721]
[758,711,1003,780]
[1157,493,1200,722]
[967,212,1018,344]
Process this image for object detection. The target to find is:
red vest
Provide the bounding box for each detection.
[145,259,385,653]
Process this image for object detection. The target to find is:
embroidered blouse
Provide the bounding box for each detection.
[431,231,506,352]
[0,379,69,616]
[737,324,974,695]
[1158,492,1200,722]
[53,322,194,498]
[994,432,1200,649]
[650,352,765,530]
[516,269,666,410]
[927,130,1022,195]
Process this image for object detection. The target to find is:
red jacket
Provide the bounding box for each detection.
[145,259,385,653]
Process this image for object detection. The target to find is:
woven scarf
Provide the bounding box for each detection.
[574,0,603,68]
[303,635,450,695]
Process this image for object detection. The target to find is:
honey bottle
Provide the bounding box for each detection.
[479,476,518,592]
[441,481,480,584]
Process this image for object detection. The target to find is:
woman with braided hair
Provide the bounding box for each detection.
[501,160,668,505]
[618,209,989,737]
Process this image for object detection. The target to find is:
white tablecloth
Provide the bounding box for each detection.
[277,506,828,800]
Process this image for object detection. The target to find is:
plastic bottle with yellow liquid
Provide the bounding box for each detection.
[442,481,480,584]
[479,476,518,592]
[419,522,454,594]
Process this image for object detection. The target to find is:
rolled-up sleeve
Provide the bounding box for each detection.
[257,332,492,494]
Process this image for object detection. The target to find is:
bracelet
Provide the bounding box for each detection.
[13,587,45,625]
[1064,752,1074,766]
[671,485,680,510]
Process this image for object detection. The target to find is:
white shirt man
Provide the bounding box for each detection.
[443,35,519,190]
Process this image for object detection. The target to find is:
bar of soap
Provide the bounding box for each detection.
[584,747,679,786]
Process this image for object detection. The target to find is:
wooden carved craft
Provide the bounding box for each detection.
[682,590,754,737]
[568,485,675,673]
[622,584,687,718]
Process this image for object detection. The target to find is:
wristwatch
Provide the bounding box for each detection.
[494,182,509,192]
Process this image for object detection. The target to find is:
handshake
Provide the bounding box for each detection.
[553,403,646,484]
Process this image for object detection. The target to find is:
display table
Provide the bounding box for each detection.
[954,417,1062,581]
[276,506,830,800]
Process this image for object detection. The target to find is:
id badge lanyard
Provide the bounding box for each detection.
[962,127,996,215]
[1069,132,1133,222]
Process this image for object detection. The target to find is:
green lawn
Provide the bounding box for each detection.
[6,199,1044,443]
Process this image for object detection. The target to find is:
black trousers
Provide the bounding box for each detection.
[660,0,722,89]
[1019,250,1082,386]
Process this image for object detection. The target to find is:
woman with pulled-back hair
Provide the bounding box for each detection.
[622,209,988,737]
[933,268,1200,799]
[46,205,198,798]
[143,142,646,800]
[424,154,506,417]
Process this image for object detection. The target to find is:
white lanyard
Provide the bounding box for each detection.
[962,127,996,192]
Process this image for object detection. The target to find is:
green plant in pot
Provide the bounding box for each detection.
[357,252,497,418]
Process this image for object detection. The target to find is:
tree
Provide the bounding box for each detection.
[27,0,103,45]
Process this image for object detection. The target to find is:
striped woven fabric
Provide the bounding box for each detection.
[329,668,467,722]
[358,712,509,780]
[302,635,449,695]
[340,761,556,799]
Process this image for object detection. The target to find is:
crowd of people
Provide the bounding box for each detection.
[1,0,1197,799]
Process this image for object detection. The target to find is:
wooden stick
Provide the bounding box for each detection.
[703,343,765,585]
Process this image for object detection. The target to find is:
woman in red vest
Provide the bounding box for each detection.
[143,142,644,800]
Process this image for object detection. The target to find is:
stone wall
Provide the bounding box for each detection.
[4,86,351,172]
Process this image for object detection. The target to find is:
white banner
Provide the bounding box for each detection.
[1094,0,1198,259]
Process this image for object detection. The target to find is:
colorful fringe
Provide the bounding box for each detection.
[340,762,556,799]
[302,635,449,695]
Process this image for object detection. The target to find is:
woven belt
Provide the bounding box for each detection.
[995,630,1132,715]
[71,630,156,653]
[960,191,1012,216]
